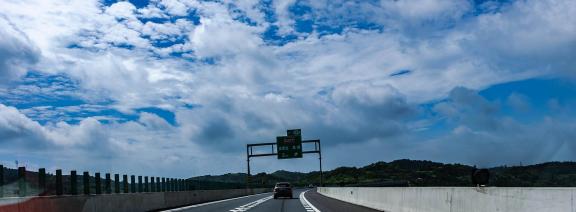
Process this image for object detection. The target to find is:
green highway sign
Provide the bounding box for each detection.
[277,129,303,159]
[277,136,303,159]
[287,129,301,138]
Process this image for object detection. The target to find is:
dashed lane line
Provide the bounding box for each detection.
[299,190,321,212]
[229,195,273,212]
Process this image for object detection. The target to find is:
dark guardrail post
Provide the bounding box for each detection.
[18,167,26,197]
[83,171,90,195]
[173,178,176,191]
[95,172,101,194]
[167,178,170,192]
[151,177,155,192]
[56,169,63,195]
[162,177,166,192]
[138,176,142,192]
[145,176,149,192]
[130,175,136,193]
[71,170,77,195]
[166,178,170,192]
[115,174,120,193]
[156,177,160,192]
[0,164,4,197]
[38,168,46,195]
[105,173,111,194]
[123,175,128,193]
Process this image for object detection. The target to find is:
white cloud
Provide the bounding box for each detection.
[160,0,189,16]
[227,0,267,25]
[0,0,575,175]
[188,11,264,58]
[380,0,471,23]
[0,104,50,148]
[0,103,217,176]
[0,0,103,60]
[138,112,172,130]
[507,93,531,112]
[273,0,298,34]
[464,0,576,77]
[324,87,576,169]
[421,113,576,168]
[105,1,137,19]
[332,82,403,107]
[137,4,168,19]
[141,19,192,40]
[0,16,40,83]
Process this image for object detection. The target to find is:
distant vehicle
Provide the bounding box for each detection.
[308,184,314,188]
[273,182,293,199]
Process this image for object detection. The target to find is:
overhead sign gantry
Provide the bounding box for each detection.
[246,129,322,188]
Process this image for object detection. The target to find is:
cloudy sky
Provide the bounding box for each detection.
[0,0,575,178]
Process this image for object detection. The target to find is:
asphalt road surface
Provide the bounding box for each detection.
[163,189,380,212]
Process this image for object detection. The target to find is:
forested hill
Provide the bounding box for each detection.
[191,159,576,188]
[3,159,576,191]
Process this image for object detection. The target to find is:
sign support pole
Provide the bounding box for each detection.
[319,141,323,187]
[246,145,251,189]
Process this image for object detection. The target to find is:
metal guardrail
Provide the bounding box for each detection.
[0,165,192,197]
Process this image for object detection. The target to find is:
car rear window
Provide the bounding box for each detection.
[276,183,290,187]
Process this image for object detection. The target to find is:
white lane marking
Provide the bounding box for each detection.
[162,192,271,211]
[229,195,273,212]
[300,190,321,212]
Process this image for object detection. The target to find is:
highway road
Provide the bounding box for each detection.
[163,189,379,212]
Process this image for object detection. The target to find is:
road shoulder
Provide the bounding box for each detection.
[304,189,381,212]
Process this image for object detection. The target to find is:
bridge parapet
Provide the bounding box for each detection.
[0,188,270,212]
[318,187,576,212]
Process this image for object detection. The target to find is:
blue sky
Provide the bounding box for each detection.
[0,0,575,177]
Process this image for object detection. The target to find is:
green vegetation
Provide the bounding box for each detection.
[4,160,576,194]
[191,159,576,188]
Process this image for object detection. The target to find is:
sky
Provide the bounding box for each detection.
[0,0,575,178]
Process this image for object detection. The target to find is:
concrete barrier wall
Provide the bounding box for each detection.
[318,187,576,212]
[0,188,270,212]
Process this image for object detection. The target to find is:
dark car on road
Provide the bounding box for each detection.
[273,182,293,199]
